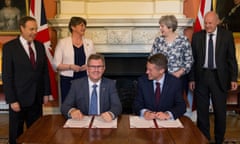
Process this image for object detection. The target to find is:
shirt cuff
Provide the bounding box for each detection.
[140,109,149,117]
[166,111,174,120]
[108,111,115,119]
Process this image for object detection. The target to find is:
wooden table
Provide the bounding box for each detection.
[17,115,208,144]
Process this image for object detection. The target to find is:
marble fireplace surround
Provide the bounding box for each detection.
[49,0,194,53]
[44,0,195,113]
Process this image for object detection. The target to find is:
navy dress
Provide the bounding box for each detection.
[60,45,87,103]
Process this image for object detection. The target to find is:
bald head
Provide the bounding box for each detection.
[204,11,220,33]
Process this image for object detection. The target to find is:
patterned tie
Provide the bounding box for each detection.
[208,34,214,69]
[89,84,98,115]
[28,42,36,69]
[155,82,161,106]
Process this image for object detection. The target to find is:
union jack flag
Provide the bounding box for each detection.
[194,0,212,32]
[30,0,58,100]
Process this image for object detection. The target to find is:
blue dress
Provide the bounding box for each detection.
[60,45,87,103]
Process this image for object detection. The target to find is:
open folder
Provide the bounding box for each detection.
[63,116,117,128]
[129,116,184,128]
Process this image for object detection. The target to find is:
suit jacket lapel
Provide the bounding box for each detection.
[33,41,38,66]
[82,78,90,112]
[215,28,222,60]
[99,78,106,113]
[202,31,207,65]
[147,79,155,108]
[160,74,169,105]
[17,39,34,67]
[33,41,43,69]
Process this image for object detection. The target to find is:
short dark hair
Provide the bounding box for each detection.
[19,16,36,30]
[148,53,168,70]
[68,16,87,33]
[87,53,105,66]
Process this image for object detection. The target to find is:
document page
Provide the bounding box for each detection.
[129,116,156,128]
[156,118,184,128]
[91,116,118,128]
[63,116,92,128]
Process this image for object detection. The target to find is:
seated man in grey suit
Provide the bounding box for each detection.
[61,54,122,122]
[133,53,186,120]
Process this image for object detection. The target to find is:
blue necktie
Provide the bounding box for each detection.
[208,34,214,69]
[89,84,98,115]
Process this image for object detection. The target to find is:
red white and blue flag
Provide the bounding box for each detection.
[193,0,212,32]
[30,0,58,100]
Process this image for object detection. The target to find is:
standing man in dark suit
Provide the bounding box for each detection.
[61,54,122,122]
[133,53,186,120]
[189,11,238,144]
[2,16,51,144]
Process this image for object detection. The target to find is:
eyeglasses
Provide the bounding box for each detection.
[88,65,105,70]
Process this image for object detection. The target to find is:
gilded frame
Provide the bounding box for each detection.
[0,0,29,35]
[233,33,240,81]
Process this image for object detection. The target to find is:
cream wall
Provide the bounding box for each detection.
[50,0,193,53]
[57,0,186,19]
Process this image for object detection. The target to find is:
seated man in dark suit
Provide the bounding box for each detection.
[61,54,122,122]
[133,53,186,120]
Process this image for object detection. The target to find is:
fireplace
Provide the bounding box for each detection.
[103,53,148,78]
[48,1,193,113]
[102,53,148,114]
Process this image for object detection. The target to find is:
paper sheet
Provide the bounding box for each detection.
[91,116,118,128]
[156,118,184,128]
[129,116,156,128]
[63,116,92,128]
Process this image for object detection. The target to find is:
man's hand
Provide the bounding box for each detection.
[143,111,156,120]
[189,81,195,91]
[231,81,238,91]
[155,112,170,120]
[101,112,113,122]
[43,95,49,105]
[10,102,21,112]
[70,109,84,120]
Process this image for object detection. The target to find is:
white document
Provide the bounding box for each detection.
[63,116,92,128]
[156,118,184,128]
[91,116,117,128]
[129,116,156,128]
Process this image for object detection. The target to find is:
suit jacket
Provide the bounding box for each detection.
[189,27,238,91]
[133,73,186,119]
[61,76,122,118]
[2,38,51,107]
[53,36,96,77]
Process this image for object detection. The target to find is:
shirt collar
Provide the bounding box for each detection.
[88,78,101,87]
[154,73,165,85]
[19,36,29,46]
[207,28,217,36]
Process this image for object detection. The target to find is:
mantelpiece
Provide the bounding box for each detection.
[49,0,194,53]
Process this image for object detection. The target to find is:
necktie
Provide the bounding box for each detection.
[28,42,36,69]
[89,84,98,115]
[155,82,161,106]
[208,34,214,69]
